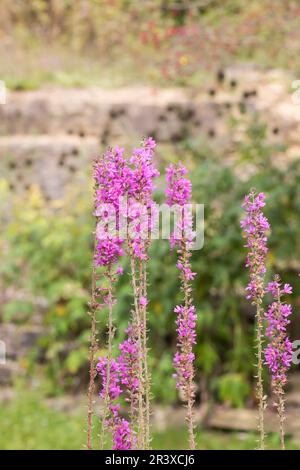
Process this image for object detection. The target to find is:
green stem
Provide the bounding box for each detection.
[255,304,266,450]
[86,240,98,450]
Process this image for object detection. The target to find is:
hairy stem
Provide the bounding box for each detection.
[182,242,196,450]
[87,268,97,450]
[255,304,266,450]
[140,259,151,449]
[186,376,196,450]
[86,255,98,450]
[130,256,145,449]
[277,388,286,450]
[100,266,115,449]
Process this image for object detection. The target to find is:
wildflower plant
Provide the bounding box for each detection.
[265,276,293,449]
[89,138,159,450]
[241,189,269,449]
[124,138,159,449]
[88,146,127,449]
[165,163,197,450]
[87,143,296,452]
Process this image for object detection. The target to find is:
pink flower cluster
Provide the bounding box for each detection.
[176,261,196,281]
[97,357,120,400]
[118,325,139,395]
[97,325,138,450]
[241,190,270,301]
[94,238,124,267]
[94,146,128,267]
[93,138,159,265]
[173,305,197,389]
[97,358,133,450]
[165,163,197,394]
[165,163,192,206]
[265,277,293,387]
[129,137,159,202]
[165,163,195,248]
[113,419,134,451]
[127,138,159,259]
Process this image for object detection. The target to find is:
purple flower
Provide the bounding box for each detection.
[139,296,148,306]
[94,139,159,263]
[283,283,293,295]
[165,164,197,391]
[241,189,269,303]
[173,305,197,389]
[264,275,293,388]
[129,137,159,202]
[166,163,197,450]
[94,237,124,267]
[165,163,195,247]
[97,358,122,401]
[241,189,270,449]
[266,281,280,297]
[113,419,134,450]
[94,147,128,267]
[165,163,192,207]
[118,325,139,395]
[97,324,138,450]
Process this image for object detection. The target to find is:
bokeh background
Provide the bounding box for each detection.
[1,0,300,449]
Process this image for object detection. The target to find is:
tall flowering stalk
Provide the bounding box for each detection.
[86,240,99,450]
[91,147,126,449]
[241,189,270,449]
[125,138,159,448]
[90,139,158,450]
[265,276,293,450]
[165,163,197,450]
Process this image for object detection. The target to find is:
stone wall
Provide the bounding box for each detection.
[1,67,300,199]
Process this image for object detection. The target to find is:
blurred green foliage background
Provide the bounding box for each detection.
[1,0,300,89]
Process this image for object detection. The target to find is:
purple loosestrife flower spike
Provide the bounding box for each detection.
[241,189,269,449]
[94,138,158,450]
[92,147,128,449]
[124,138,159,449]
[165,163,197,450]
[165,163,192,207]
[265,275,293,449]
[94,146,129,267]
[127,137,160,260]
